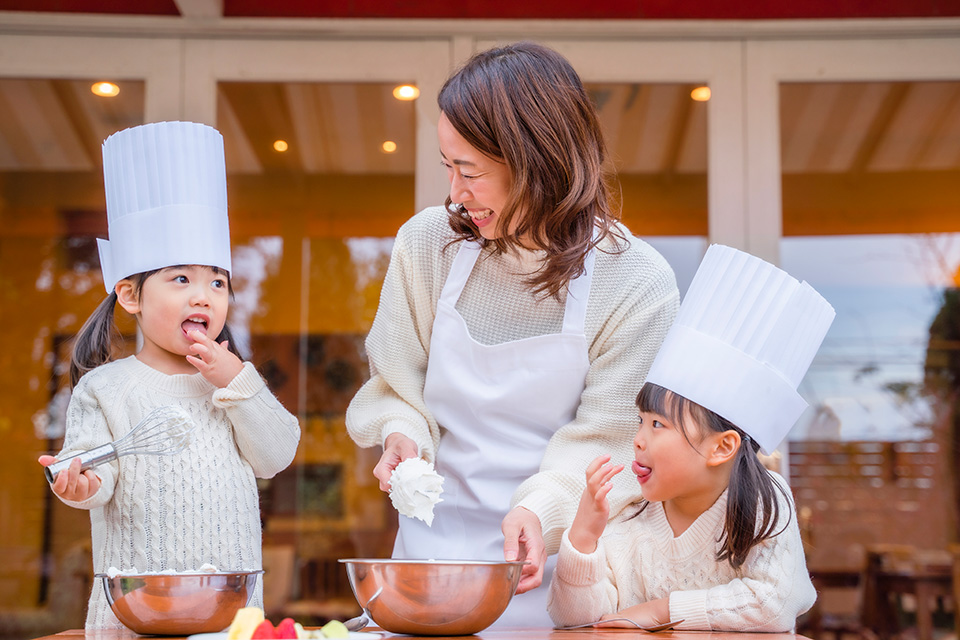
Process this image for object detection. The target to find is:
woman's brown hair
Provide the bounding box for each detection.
[438,41,625,299]
[69,266,242,387]
[635,382,791,570]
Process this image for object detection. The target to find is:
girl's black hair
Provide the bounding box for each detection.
[69,266,242,387]
[635,382,791,570]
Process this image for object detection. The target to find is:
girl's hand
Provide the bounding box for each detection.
[597,598,670,628]
[568,454,623,553]
[186,329,244,388]
[38,455,101,502]
[373,433,419,491]
[501,507,546,594]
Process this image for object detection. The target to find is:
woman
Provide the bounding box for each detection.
[346,41,679,627]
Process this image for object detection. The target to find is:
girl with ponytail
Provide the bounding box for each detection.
[548,245,835,632]
[37,122,299,630]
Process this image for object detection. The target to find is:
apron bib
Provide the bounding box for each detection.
[393,240,594,628]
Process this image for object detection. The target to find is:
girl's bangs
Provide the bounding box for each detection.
[636,382,688,426]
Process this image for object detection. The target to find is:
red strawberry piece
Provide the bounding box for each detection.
[251,619,278,639]
[275,618,297,639]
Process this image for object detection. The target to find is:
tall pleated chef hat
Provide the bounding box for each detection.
[97,121,231,293]
[644,244,835,454]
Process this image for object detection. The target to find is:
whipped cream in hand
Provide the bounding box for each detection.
[389,458,444,526]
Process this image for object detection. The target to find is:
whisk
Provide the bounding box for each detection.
[44,405,196,483]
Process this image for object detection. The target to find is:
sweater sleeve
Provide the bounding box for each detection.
[345,215,442,460]
[512,241,679,553]
[56,375,118,510]
[212,361,301,479]
[669,486,817,631]
[547,528,620,627]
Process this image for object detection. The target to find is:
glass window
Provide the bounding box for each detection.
[217,80,415,620]
[780,80,960,568]
[0,77,144,627]
[588,82,709,294]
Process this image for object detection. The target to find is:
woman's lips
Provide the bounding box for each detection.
[633,460,651,484]
[467,208,495,228]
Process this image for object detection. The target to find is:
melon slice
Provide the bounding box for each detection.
[227,607,266,640]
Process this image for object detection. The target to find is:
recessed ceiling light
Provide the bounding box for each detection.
[273,140,289,152]
[392,85,420,101]
[91,82,120,97]
[382,141,398,153]
[690,86,711,102]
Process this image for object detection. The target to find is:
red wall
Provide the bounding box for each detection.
[4,0,960,19]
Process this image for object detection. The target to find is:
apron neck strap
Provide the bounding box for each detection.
[439,240,483,305]
[561,245,596,335]
[440,237,597,336]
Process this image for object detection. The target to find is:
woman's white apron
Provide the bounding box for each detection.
[393,239,595,628]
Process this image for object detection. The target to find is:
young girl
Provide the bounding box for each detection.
[37,121,300,629]
[548,244,834,632]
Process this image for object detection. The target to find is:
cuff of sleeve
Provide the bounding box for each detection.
[381,421,426,458]
[554,529,608,586]
[212,362,265,406]
[669,590,710,630]
[61,467,115,509]
[515,490,565,553]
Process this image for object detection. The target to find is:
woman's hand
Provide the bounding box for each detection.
[568,454,623,554]
[186,329,244,388]
[38,455,101,502]
[596,598,670,628]
[373,433,419,491]
[501,507,547,594]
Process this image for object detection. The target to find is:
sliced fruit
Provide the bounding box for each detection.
[227,607,266,640]
[275,617,298,639]
[251,619,278,640]
[320,620,350,639]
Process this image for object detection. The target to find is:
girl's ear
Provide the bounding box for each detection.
[705,430,741,467]
[115,280,141,315]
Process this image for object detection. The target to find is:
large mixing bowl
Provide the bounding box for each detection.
[96,570,262,635]
[339,558,524,636]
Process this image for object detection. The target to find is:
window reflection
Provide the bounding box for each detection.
[780,80,960,572]
[587,82,709,294]
[0,76,145,628]
[218,81,415,621]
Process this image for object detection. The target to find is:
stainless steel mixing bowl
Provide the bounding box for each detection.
[96,570,262,635]
[339,558,524,636]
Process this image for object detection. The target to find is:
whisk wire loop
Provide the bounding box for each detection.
[44,405,197,483]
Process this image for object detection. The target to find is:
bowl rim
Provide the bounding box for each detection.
[338,558,525,566]
[94,569,264,578]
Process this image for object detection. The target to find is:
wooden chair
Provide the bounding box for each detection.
[802,551,880,640]
[950,544,960,635]
[861,544,917,640]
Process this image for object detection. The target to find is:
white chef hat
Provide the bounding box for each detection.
[644,244,835,454]
[97,121,231,293]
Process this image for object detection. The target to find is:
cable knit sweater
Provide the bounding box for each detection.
[548,472,816,631]
[346,206,679,553]
[56,356,300,629]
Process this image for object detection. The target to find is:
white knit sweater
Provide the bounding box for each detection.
[548,473,816,631]
[345,206,679,553]
[56,356,301,629]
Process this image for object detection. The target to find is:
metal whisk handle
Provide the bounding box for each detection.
[44,443,118,484]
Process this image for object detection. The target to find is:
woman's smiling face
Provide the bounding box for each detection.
[438,112,515,241]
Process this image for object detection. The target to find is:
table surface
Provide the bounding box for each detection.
[32,629,813,640]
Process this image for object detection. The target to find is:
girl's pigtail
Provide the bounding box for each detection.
[215,323,245,361]
[69,292,121,388]
[719,437,790,569]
